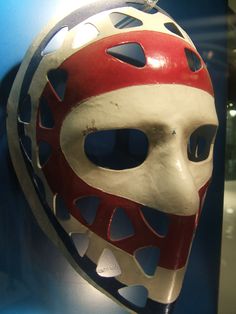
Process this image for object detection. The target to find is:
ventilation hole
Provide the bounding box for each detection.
[134,246,160,276]
[39,97,54,128]
[20,135,32,160]
[164,22,184,38]
[47,68,68,101]
[96,248,121,277]
[185,48,202,72]
[38,141,52,167]
[84,129,148,170]
[41,27,68,56]
[110,208,135,241]
[18,94,31,123]
[187,125,217,162]
[71,233,89,257]
[118,285,148,308]
[75,196,100,225]
[127,2,158,14]
[72,23,99,49]
[107,43,146,67]
[33,175,46,200]
[141,206,169,236]
[110,12,143,29]
[55,194,70,220]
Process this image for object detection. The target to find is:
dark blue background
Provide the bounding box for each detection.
[0,1,227,313]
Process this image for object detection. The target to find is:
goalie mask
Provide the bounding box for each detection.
[7,0,218,312]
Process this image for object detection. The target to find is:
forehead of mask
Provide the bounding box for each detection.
[60,84,218,216]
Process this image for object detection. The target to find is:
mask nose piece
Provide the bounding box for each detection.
[156,156,200,216]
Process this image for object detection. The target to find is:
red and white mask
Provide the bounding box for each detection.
[7,1,218,311]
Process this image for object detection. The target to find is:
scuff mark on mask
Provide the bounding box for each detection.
[149,124,168,145]
[110,100,119,108]
[82,119,97,136]
[172,130,176,135]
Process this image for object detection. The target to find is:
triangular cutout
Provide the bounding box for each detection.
[41,27,68,56]
[75,196,100,225]
[33,174,46,200]
[141,206,169,236]
[71,233,89,257]
[110,12,143,29]
[39,97,54,128]
[134,246,160,276]
[185,48,202,72]
[20,135,32,161]
[47,68,68,101]
[38,141,52,167]
[110,208,135,241]
[118,285,148,308]
[55,195,70,220]
[72,23,99,49]
[164,22,184,38]
[96,248,121,278]
[107,43,146,67]
[18,94,31,123]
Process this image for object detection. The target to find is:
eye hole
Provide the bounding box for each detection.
[84,129,148,170]
[187,125,217,162]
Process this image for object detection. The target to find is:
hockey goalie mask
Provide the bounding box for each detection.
[7,1,218,312]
